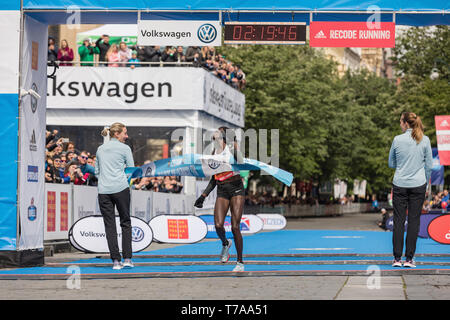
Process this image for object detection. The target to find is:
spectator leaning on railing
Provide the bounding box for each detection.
[57,39,74,66]
[106,43,120,67]
[118,42,132,67]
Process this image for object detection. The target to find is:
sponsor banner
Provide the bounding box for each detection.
[309,21,395,48]
[435,115,450,165]
[203,71,245,127]
[427,214,450,245]
[138,20,222,47]
[73,185,102,222]
[256,213,287,231]
[386,216,408,232]
[199,214,264,238]
[131,189,153,222]
[69,216,153,253]
[148,214,207,243]
[431,148,444,185]
[418,213,442,238]
[47,67,244,127]
[44,183,73,240]
[18,16,47,250]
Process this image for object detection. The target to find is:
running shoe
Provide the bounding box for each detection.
[220,239,233,263]
[112,260,123,270]
[232,262,245,272]
[122,259,134,268]
[392,259,403,267]
[403,260,416,268]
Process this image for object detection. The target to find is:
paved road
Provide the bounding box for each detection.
[0,213,449,300]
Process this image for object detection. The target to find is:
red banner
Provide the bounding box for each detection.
[436,115,450,165]
[309,21,395,48]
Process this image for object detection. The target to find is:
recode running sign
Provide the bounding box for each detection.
[69,216,153,253]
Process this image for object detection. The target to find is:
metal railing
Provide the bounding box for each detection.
[49,60,196,67]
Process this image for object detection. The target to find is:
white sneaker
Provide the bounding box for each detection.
[403,260,416,268]
[220,239,232,263]
[392,259,402,267]
[232,262,245,272]
[112,260,123,270]
[122,259,134,268]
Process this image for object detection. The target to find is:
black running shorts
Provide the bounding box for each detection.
[217,178,245,200]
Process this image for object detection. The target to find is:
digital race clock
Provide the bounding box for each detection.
[224,22,306,45]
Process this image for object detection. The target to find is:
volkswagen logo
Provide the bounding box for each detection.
[131,226,144,242]
[197,24,217,44]
[30,83,38,113]
[145,166,152,177]
[207,159,221,170]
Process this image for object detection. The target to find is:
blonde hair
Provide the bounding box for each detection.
[101,122,126,138]
[402,112,424,143]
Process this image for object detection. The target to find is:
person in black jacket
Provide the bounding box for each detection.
[95,35,110,66]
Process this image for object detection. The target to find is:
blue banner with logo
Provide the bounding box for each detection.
[130,153,293,186]
[431,148,444,185]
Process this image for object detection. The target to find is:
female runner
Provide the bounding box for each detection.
[194,127,245,271]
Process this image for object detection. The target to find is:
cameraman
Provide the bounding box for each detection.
[78,39,99,66]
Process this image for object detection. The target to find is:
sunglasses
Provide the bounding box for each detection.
[81,156,89,160]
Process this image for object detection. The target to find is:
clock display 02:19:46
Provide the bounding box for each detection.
[232,25,298,41]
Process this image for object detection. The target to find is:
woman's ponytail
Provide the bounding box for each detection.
[402,112,424,143]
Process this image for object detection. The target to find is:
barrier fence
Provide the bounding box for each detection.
[44,183,195,241]
[44,184,383,241]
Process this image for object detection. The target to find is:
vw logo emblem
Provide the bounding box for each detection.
[198,24,217,44]
[30,83,38,113]
[207,159,221,170]
[145,166,152,177]
[131,226,144,242]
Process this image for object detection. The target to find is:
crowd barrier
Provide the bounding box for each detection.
[44,183,195,241]
[44,183,382,241]
[245,202,376,217]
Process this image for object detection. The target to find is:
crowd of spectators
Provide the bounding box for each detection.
[48,36,246,90]
[44,129,183,193]
[423,190,449,211]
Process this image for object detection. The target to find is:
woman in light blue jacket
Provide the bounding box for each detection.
[388,112,432,268]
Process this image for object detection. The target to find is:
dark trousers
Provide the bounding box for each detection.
[392,183,426,260]
[98,188,132,261]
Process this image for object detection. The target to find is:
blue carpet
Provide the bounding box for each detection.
[136,230,450,256]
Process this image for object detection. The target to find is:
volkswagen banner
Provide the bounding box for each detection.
[138,20,222,47]
[148,214,208,244]
[69,216,153,253]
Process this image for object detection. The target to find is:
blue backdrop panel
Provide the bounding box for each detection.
[22,0,450,11]
[0,94,18,251]
[396,13,450,26]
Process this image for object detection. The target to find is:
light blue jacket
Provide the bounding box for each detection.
[388,129,433,188]
[95,138,134,194]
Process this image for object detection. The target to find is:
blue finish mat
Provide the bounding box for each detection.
[0,230,448,277]
[136,230,450,256]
